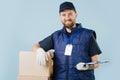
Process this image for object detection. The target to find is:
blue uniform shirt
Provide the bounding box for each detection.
[39,24,101,57]
[39,24,101,80]
[39,23,102,80]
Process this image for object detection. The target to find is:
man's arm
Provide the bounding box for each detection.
[88,54,99,70]
[88,31,101,70]
[32,43,41,52]
[32,33,54,52]
[31,34,54,66]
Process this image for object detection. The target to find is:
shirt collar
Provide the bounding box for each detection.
[61,23,82,34]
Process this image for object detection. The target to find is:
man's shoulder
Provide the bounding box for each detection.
[51,28,64,39]
[53,28,63,35]
[82,28,96,39]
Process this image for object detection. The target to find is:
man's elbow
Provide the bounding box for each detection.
[32,44,40,52]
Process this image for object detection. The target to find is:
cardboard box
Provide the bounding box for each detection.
[17,75,50,80]
[17,51,53,80]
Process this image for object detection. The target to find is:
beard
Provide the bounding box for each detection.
[62,19,75,29]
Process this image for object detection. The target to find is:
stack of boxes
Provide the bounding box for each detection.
[17,51,53,80]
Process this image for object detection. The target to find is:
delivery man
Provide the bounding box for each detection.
[32,1,102,80]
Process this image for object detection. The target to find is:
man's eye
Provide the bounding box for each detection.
[62,14,66,16]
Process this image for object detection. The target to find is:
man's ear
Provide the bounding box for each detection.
[75,12,78,17]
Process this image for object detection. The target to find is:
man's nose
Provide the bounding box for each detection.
[65,15,70,20]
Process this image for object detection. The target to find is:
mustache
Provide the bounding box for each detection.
[65,19,72,22]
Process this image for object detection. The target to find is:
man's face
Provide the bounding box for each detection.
[60,10,77,29]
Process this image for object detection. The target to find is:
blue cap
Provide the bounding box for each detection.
[59,2,76,13]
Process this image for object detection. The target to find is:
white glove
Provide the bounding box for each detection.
[76,62,89,70]
[36,48,49,66]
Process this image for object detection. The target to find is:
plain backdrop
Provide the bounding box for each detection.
[0,0,120,80]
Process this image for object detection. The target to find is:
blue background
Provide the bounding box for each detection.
[0,0,119,80]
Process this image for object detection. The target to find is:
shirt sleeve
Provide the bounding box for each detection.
[88,32,102,57]
[38,34,54,51]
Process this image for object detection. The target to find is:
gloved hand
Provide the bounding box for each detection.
[36,48,51,66]
[76,62,89,70]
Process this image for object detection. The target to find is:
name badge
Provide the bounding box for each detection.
[64,44,73,56]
